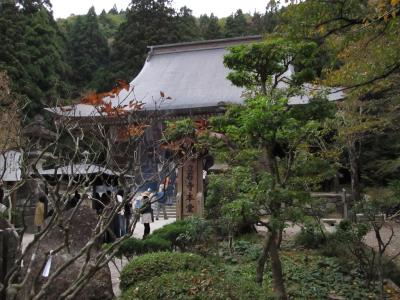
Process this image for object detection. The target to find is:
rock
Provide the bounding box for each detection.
[19,206,114,300]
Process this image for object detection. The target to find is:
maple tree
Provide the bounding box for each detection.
[79,79,146,117]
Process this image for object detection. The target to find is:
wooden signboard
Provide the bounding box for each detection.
[176,158,204,219]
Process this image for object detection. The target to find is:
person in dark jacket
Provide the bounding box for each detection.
[92,192,101,214]
[66,191,80,210]
[140,191,153,239]
[124,195,132,233]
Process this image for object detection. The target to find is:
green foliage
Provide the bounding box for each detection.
[281,252,378,299]
[120,218,216,258]
[118,236,172,258]
[294,221,326,249]
[224,38,318,92]
[175,217,214,251]
[205,169,258,235]
[280,0,400,188]
[150,220,190,246]
[119,252,209,291]
[164,119,196,142]
[119,269,267,300]
[119,219,215,259]
[175,6,201,42]
[224,9,249,38]
[109,0,200,83]
[65,7,110,93]
[0,1,70,118]
[151,218,215,251]
[220,239,263,264]
[199,14,222,40]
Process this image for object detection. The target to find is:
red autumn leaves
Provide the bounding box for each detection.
[117,124,150,140]
[80,79,145,117]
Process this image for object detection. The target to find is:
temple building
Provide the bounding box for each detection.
[49,36,344,219]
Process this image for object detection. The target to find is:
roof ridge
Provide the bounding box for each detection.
[147,35,262,56]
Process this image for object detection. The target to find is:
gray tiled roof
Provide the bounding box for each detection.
[48,36,344,118]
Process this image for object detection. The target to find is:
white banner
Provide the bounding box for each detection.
[0,150,21,182]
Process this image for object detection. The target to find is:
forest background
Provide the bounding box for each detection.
[0,0,280,117]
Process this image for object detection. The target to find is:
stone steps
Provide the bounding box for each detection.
[154,203,176,219]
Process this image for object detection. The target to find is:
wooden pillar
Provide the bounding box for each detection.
[176,158,204,220]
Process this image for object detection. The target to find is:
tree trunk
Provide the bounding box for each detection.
[347,139,361,202]
[262,145,280,186]
[256,231,272,285]
[269,232,287,300]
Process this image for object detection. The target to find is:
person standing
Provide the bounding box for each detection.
[116,190,126,237]
[66,191,80,210]
[140,191,153,239]
[155,184,168,220]
[124,194,132,233]
[34,196,46,232]
[92,192,101,214]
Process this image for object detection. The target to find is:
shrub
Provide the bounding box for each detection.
[118,269,267,300]
[118,235,172,258]
[150,218,215,251]
[118,236,172,258]
[294,222,326,249]
[118,238,145,258]
[144,235,172,252]
[233,240,262,261]
[150,220,190,247]
[175,217,215,252]
[119,252,209,291]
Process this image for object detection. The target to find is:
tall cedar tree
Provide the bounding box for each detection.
[175,6,201,42]
[67,7,110,94]
[110,0,199,82]
[224,9,249,38]
[0,0,70,118]
[199,14,223,40]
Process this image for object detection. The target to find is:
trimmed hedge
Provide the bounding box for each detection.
[118,269,267,300]
[120,252,209,291]
[119,236,172,258]
[118,221,191,258]
[150,220,190,247]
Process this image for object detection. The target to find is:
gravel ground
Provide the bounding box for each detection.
[363,221,400,263]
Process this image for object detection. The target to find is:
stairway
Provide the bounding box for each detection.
[165,203,176,219]
[154,201,176,220]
